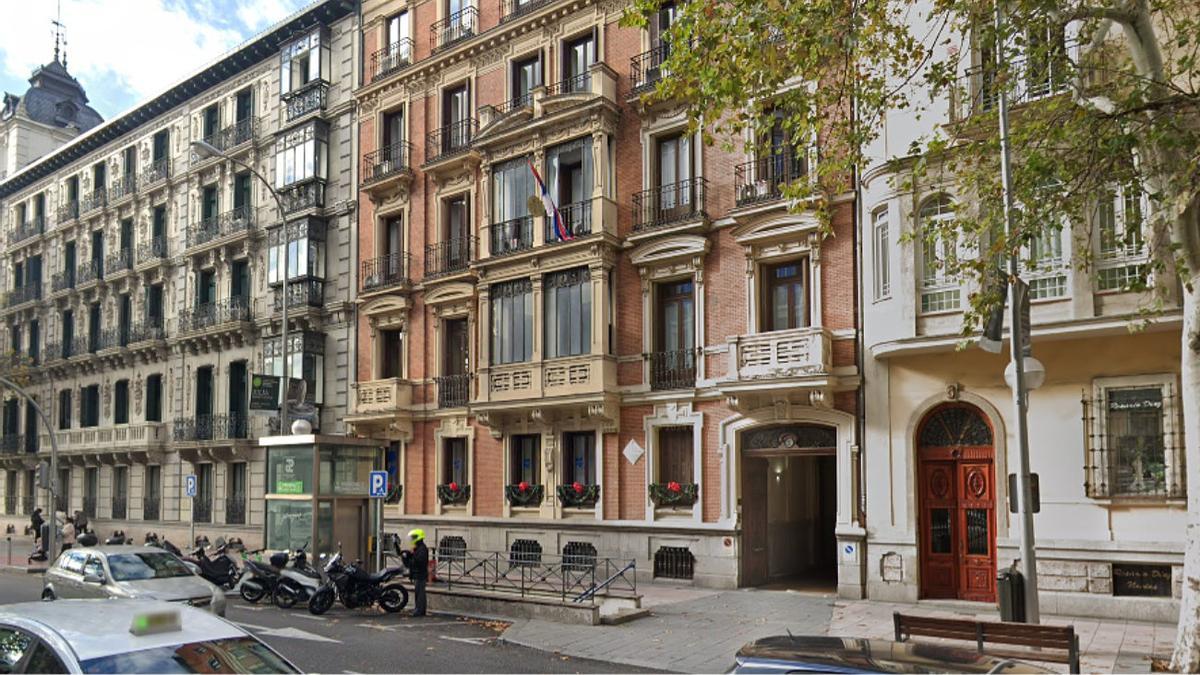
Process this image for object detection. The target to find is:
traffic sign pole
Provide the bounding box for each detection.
[185,475,197,551]
[369,471,387,571]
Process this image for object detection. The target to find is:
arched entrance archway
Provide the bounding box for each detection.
[916,403,997,602]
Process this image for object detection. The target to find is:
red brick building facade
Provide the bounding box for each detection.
[350,0,862,592]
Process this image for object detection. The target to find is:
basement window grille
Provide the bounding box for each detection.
[1082,380,1184,499]
[653,546,694,580]
[438,535,467,563]
[562,541,597,571]
[509,539,542,568]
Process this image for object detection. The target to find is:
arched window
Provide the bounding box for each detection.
[918,194,960,313]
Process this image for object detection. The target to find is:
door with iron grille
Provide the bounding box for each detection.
[917,403,996,602]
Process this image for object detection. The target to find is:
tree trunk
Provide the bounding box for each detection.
[1172,279,1200,671]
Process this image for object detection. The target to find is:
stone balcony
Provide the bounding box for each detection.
[346,378,413,440]
[718,327,834,408]
[474,354,618,430]
[40,422,169,463]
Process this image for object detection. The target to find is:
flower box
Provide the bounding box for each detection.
[649,481,699,507]
[437,482,471,505]
[504,482,544,507]
[556,482,600,508]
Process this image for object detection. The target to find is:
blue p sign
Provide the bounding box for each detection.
[184,475,197,498]
[369,470,388,498]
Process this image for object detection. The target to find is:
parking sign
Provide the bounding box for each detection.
[369,470,388,498]
[185,475,197,498]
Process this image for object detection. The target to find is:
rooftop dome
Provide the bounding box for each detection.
[1,57,103,131]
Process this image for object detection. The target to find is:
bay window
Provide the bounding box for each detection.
[268,219,326,284]
[491,156,534,254]
[490,278,533,365]
[544,267,591,358]
[274,123,328,189]
[265,331,325,404]
[280,27,330,96]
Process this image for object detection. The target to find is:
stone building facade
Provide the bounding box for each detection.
[0,0,359,549]
[860,5,1184,621]
[0,57,103,181]
[351,0,863,593]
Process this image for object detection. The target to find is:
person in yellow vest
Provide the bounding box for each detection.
[407,529,428,617]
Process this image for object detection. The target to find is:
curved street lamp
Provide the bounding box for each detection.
[190,140,292,433]
[0,374,60,560]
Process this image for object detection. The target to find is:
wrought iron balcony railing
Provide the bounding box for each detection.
[3,494,14,516]
[735,151,809,206]
[80,189,106,214]
[0,435,22,455]
[482,93,533,120]
[426,119,476,164]
[22,495,36,516]
[545,200,592,243]
[431,6,477,52]
[213,117,259,152]
[425,237,474,278]
[5,284,41,308]
[172,413,250,442]
[178,297,251,333]
[647,348,699,391]
[105,248,132,276]
[489,217,533,256]
[137,236,167,265]
[361,252,411,291]
[362,142,413,183]
[82,496,97,519]
[283,80,329,122]
[194,499,213,523]
[129,319,166,344]
[501,0,555,22]
[142,496,160,521]
[111,497,127,520]
[631,43,670,93]
[544,72,592,97]
[140,158,170,188]
[280,179,325,214]
[226,495,247,525]
[77,259,103,285]
[632,178,708,232]
[370,40,414,82]
[57,201,78,223]
[109,174,136,202]
[54,493,67,515]
[273,279,324,311]
[79,331,98,355]
[9,217,45,246]
[51,271,74,293]
[187,205,253,249]
[436,374,471,409]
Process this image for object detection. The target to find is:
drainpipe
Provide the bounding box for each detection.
[850,63,868,532]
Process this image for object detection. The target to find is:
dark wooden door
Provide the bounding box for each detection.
[917,404,996,602]
[741,457,769,586]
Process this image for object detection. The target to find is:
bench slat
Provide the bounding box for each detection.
[894,612,1079,673]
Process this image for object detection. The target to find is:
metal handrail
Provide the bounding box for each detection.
[435,549,637,605]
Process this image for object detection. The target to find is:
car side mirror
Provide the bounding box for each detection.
[83,572,105,584]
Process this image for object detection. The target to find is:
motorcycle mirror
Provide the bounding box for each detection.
[214,537,225,547]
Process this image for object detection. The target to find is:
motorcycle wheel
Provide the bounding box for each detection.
[308,588,335,616]
[240,582,266,604]
[379,585,409,613]
[273,581,299,609]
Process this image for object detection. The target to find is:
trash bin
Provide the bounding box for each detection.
[997,563,1026,623]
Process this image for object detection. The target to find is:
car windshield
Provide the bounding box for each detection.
[105,552,194,581]
[79,637,299,674]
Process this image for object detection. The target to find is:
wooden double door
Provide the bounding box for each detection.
[917,404,997,602]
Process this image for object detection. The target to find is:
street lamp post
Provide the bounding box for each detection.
[190,141,291,434]
[0,375,60,560]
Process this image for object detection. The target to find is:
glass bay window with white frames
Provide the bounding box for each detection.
[268,218,326,311]
[265,331,326,408]
[275,121,329,213]
[280,27,331,121]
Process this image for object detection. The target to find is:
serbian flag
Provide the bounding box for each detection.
[528,158,571,241]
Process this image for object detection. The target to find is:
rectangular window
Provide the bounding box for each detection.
[491,156,534,224]
[546,138,593,237]
[234,172,252,211]
[114,380,129,425]
[10,325,19,355]
[1088,379,1182,499]
[385,11,412,62]
[656,132,693,211]
[490,279,533,364]
[201,184,219,222]
[918,196,961,313]
[658,426,694,484]
[443,83,469,127]
[544,267,591,358]
[146,375,163,423]
[280,28,327,95]
[509,435,541,485]
[57,390,71,430]
[228,462,247,502]
[380,329,403,379]
[562,432,596,485]
[152,129,169,163]
[872,208,890,300]
[81,385,100,427]
[123,145,137,178]
[443,318,469,375]
[1097,186,1149,292]
[762,260,808,331]
[562,32,596,91]
[511,53,541,105]
[273,123,328,189]
[202,105,220,141]
[28,320,39,365]
[442,438,467,485]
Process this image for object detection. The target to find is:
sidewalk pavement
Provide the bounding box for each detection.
[500,585,1175,673]
[0,534,47,572]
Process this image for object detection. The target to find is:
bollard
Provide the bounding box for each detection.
[6,536,10,566]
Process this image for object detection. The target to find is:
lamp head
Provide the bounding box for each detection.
[190,140,222,160]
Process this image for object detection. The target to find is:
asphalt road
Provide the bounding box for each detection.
[0,570,657,673]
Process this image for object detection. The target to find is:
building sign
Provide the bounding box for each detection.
[249,374,282,412]
[1108,388,1164,412]
[275,481,305,495]
[1113,563,1172,597]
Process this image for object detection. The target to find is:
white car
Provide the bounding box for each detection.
[42,547,226,616]
[0,599,300,673]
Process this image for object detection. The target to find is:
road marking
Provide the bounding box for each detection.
[234,621,341,644]
[356,621,458,631]
[438,635,493,646]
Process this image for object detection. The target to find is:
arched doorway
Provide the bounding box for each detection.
[916,403,996,602]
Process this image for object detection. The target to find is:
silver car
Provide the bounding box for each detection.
[0,599,299,673]
[43,546,227,616]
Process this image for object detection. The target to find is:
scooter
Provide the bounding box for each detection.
[307,546,408,616]
[184,537,241,590]
[104,530,127,545]
[272,543,322,609]
[236,549,284,604]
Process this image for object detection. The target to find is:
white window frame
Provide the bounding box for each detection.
[1095,184,1150,293]
[871,206,890,300]
[917,194,961,314]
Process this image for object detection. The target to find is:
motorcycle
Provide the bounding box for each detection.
[183,537,241,590]
[237,549,285,604]
[104,530,127,545]
[272,543,322,609]
[307,548,408,616]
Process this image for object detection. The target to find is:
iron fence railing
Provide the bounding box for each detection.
[178,297,251,333]
[57,201,79,223]
[362,142,413,183]
[436,374,471,408]
[9,217,45,246]
[489,217,533,256]
[482,93,533,120]
[137,236,167,265]
[225,495,247,525]
[5,285,41,308]
[172,413,250,442]
[647,348,698,391]
[501,0,556,22]
[3,495,14,516]
[54,493,67,515]
[129,320,166,344]
[140,158,170,189]
[361,252,412,291]
[51,271,74,293]
[111,497,127,520]
[545,200,592,242]
[633,178,707,232]
[281,179,326,213]
[105,248,132,276]
[109,174,137,202]
[426,119,476,163]
[1082,386,1185,499]
[434,549,637,605]
[370,40,414,82]
[82,496,96,519]
[283,80,329,122]
[431,6,477,51]
[734,151,809,206]
[424,237,474,278]
[213,117,259,152]
[194,499,213,524]
[187,205,254,249]
[273,279,324,311]
[142,497,160,521]
[631,43,670,93]
[951,51,1073,122]
[545,72,592,97]
[73,334,93,357]
[77,259,102,285]
[0,436,22,455]
[80,189,106,214]
[22,495,36,516]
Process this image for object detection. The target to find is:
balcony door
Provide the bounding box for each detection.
[228,361,247,439]
[2,401,18,441]
[119,219,133,258]
[443,84,470,150]
[656,133,693,216]
[145,465,161,520]
[198,270,216,307]
[231,260,250,307]
[152,130,169,164]
[23,402,36,453]
[90,230,103,270]
[92,163,106,195]
[443,318,469,377]
[147,284,164,328]
[563,33,595,89]
[762,261,808,332]
[380,329,403,380]
[61,311,74,355]
[236,88,253,123]
[234,173,252,212]
[196,366,214,438]
[512,54,541,104]
[118,294,131,346]
[386,11,411,59]
[123,146,137,182]
[445,196,468,268]
[654,280,695,389]
[64,241,76,285]
[88,303,100,352]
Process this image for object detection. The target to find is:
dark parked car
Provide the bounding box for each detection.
[733,636,1055,674]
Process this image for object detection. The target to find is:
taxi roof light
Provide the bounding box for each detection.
[130,610,183,636]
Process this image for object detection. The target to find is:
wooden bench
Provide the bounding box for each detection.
[894,612,1081,673]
